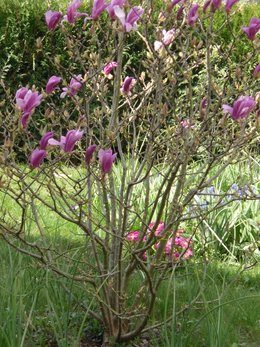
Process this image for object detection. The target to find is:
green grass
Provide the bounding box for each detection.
[0,239,259,346]
[154,262,260,347]
[0,238,97,347]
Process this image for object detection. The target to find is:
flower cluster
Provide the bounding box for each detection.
[187,183,259,217]
[126,222,193,262]
[16,0,259,171]
[168,1,259,44]
[29,129,116,174]
[16,75,82,129]
[45,0,143,32]
[29,132,53,168]
[228,183,259,199]
[29,130,84,168]
[169,0,240,19]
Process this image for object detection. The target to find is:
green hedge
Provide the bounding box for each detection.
[0,1,259,92]
[0,1,259,158]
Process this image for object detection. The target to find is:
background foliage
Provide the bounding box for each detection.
[0,0,260,91]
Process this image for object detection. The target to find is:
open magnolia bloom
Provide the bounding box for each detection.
[222,96,256,120]
[15,87,42,128]
[107,0,127,19]
[154,28,176,51]
[114,5,144,32]
[48,129,84,153]
[60,75,82,98]
[242,17,260,40]
[46,76,62,94]
[64,0,84,23]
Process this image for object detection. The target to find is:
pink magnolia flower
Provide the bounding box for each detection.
[60,75,82,98]
[46,75,62,94]
[39,132,54,150]
[201,96,207,109]
[121,76,136,96]
[253,64,260,78]
[126,231,140,241]
[222,96,256,120]
[20,113,31,129]
[103,61,118,75]
[180,119,193,128]
[107,0,127,19]
[16,88,42,114]
[177,6,185,20]
[162,29,176,45]
[203,0,222,13]
[171,0,183,6]
[242,17,260,41]
[29,149,46,168]
[64,0,83,23]
[92,0,108,19]
[45,10,62,31]
[85,144,97,164]
[225,0,239,13]
[98,149,117,174]
[187,4,199,26]
[48,129,84,153]
[154,29,176,51]
[114,5,144,32]
[168,0,183,11]
[15,87,42,128]
[15,87,29,102]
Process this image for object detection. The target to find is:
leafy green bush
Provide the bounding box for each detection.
[213,4,260,63]
[0,1,259,89]
[0,1,259,155]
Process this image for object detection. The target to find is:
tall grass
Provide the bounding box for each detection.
[0,240,98,347]
[155,263,260,347]
[1,241,259,346]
